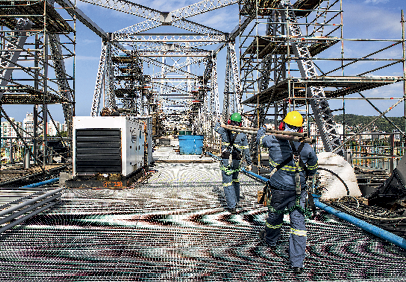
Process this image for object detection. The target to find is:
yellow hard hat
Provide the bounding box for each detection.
[283,111,303,128]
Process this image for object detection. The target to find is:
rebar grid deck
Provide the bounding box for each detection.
[1,163,406,281]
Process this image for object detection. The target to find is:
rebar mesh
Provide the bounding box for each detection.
[1,163,406,281]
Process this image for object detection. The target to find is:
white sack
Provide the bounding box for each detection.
[317,152,362,200]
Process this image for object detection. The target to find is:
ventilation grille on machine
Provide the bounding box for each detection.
[75,129,121,174]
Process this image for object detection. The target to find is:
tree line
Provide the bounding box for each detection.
[333,114,405,133]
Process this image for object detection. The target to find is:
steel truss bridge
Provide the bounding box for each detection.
[0,0,405,179]
[0,1,406,280]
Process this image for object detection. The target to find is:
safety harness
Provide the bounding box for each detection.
[220,130,243,175]
[259,141,316,218]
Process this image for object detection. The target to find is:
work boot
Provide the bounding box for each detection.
[259,230,276,249]
[291,267,304,274]
[225,207,237,214]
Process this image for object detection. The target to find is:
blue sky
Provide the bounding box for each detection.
[3,0,406,123]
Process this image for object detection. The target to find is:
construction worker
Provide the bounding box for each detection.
[215,112,252,214]
[256,111,318,274]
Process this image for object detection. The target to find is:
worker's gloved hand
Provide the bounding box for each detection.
[246,165,252,171]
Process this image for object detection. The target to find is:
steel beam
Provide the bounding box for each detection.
[0,18,32,101]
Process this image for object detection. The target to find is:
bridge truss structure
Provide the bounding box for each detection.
[82,0,245,142]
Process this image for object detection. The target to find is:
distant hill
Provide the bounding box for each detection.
[333,114,405,133]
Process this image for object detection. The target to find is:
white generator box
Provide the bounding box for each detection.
[73,116,144,178]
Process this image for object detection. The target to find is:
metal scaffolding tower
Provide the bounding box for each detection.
[0,0,76,182]
[239,0,405,161]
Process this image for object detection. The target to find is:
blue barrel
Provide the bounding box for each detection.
[178,135,204,155]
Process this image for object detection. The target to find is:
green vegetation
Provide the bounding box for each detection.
[57,131,68,137]
[333,114,405,133]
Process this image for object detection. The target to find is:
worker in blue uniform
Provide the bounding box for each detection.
[256,111,318,274]
[215,112,252,214]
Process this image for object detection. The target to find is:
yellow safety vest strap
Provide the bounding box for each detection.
[307,163,318,171]
[260,135,266,146]
[233,144,249,150]
[265,222,283,229]
[290,228,307,237]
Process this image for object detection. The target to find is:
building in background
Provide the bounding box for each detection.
[22,113,35,138]
[47,121,62,136]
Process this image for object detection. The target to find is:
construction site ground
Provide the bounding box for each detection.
[0,146,406,281]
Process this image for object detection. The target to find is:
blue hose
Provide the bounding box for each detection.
[20,178,59,188]
[206,152,221,161]
[313,196,406,250]
[241,168,268,183]
[206,152,268,183]
[241,169,406,250]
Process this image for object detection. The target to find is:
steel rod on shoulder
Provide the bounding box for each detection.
[220,124,315,144]
[221,124,307,137]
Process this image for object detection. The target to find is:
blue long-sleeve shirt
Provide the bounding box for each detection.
[214,122,252,165]
[256,127,318,190]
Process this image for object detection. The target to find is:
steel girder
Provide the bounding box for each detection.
[115,34,224,46]
[0,18,32,101]
[91,41,109,116]
[142,57,199,79]
[105,43,116,109]
[114,20,162,36]
[137,50,212,57]
[223,42,241,119]
[171,0,238,19]
[130,41,214,59]
[223,48,231,121]
[153,81,191,96]
[202,56,219,139]
[228,42,241,113]
[48,34,74,135]
[279,0,344,156]
[79,0,231,36]
[211,57,220,120]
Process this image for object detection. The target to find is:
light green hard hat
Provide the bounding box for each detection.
[230,112,242,123]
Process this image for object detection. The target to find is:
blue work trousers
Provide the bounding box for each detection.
[221,158,241,209]
[264,189,307,268]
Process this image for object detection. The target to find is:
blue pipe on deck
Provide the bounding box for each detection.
[241,168,268,183]
[20,178,59,188]
[206,152,221,161]
[313,196,406,250]
[242,169,406,250]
